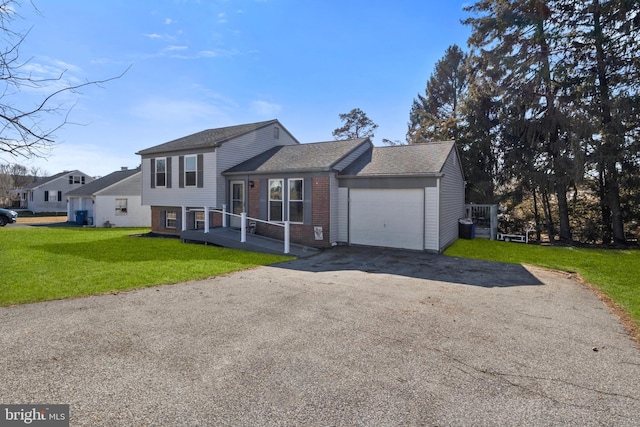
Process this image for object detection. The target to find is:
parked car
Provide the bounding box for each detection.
[0,208,18,226]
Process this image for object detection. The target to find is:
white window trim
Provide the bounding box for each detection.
[115,198,128,216]
[288,178,304,224]
[156,158,167,188]
[268,178,283,222]
[185,155,197,187]
[194,211,205,229]
[166,211,177,228]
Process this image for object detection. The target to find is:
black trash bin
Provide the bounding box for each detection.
[75,210,88,225]
[458,218,474,239]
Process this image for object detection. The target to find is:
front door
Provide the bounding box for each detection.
[230,180,245,228]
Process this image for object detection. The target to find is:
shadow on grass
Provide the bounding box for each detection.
[273,246,544,288]
[36,234,268,264]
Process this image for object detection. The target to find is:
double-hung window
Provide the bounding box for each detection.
[166,211,177,228]
[195,211,205,229]
[288,178,303,223]
[268,179,283,222]
[155,158,167,187]
[185,155,197,186]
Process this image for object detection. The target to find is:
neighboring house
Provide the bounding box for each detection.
[66,167,150,227]
[136,119,466,252]
[12,170,94,213]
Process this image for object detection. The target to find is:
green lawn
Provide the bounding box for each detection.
[1,227,293,306]
[445,239,640,338]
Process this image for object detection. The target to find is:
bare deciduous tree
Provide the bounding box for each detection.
[0,0,128,162]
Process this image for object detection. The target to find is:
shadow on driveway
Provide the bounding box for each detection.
[274,245,543,288]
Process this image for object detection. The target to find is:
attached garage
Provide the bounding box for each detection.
[349,189,425,250]
[338,142,465,253]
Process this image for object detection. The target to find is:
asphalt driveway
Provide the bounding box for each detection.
[1,246,639,426]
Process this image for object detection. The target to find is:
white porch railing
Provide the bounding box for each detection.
[183,204,291,254]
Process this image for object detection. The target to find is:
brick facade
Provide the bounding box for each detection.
[250,176,332,248]
[151,207,222,235]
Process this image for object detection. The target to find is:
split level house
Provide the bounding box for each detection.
[11,170,94,213]
[66,167,150,227]
[136,119,466,252]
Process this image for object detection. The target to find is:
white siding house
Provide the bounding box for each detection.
[66,167,150,227]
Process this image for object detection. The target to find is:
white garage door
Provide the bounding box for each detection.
[349,189,424,250]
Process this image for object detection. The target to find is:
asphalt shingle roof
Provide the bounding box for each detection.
[22,170,82,190]
[340,141,456,177]
[224,138,371,174]
[66,168,140,196]
[136,120,282,155]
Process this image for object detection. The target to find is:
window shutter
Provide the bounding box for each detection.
[57,191,62,202]
[150,159,156,188]
[197,154,204,188]
[44,191,49,202]
[179,156,184,188]
[160,210,166,228]
[166,157,172,188]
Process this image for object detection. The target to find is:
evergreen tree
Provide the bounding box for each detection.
[332,108,378,141]
[464,0,580,242]
[408,45,468,144]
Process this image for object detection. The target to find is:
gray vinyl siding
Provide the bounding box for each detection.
[215,124,298,206]
[336,187,349,243]
[332,142,371,171]
[438,149,466,251]
[141,123,294,209]
[141,150,218,208]
[329,174,340,244]
[97,173,142,197]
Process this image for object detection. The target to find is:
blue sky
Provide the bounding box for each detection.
[13,0,472,177]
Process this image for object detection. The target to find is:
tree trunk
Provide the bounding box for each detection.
[556,181,572,242]
[592,0,626,245]
[542,189,555,241]
[599,166,612,244]
[532,185,542,242]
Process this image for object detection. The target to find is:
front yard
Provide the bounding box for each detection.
[1,226,292,306]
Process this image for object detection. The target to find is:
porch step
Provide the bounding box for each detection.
[180,228,319,258]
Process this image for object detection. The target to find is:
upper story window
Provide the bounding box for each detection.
[69,175,85,184]
[274,127,280,139]
[178,154,203,188]
[155,158,167,187]
[185,155,197,186]
[289,178,303,223]
[268,179,283,222]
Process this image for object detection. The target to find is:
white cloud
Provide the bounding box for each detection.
[164,45,189,52]
[250,100,281,116]
[144,33,163,39]
[165,18,175,25]
[217,13,227,24]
